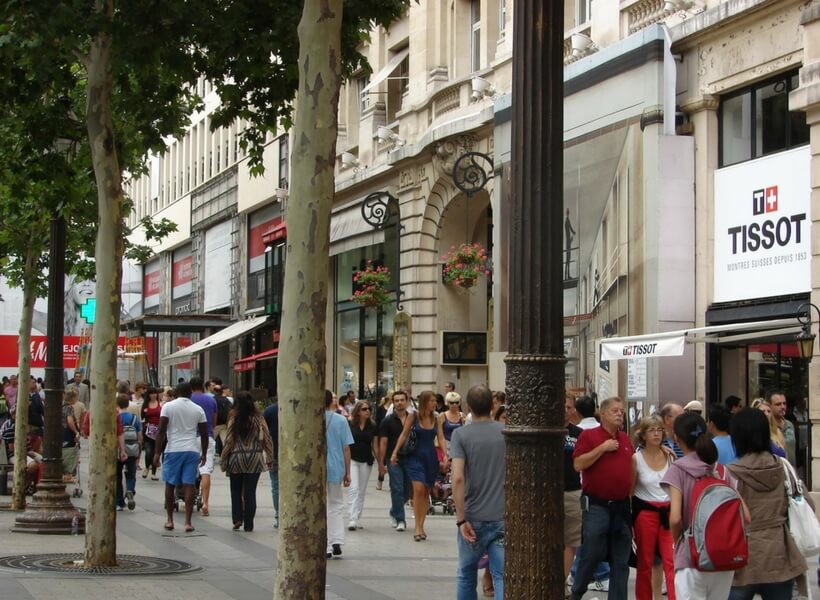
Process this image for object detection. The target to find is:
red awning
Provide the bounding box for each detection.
[233,348,279,372]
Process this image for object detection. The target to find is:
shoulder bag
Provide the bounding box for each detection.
[780,456,820,557]
[396,415,417,456]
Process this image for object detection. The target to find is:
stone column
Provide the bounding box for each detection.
[790,3,820,489]
[504,0,565,596]
[680,95,719,403]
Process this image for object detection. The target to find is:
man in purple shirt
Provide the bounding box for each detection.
[189,376,217,516]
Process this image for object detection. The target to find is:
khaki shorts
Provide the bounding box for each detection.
[564,489,582,547]
[62,445,78,475]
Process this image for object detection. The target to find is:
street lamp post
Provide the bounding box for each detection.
[13,212,85,534]
[796,303,820,360]
[504,0,566,596]
[361,191,404,311]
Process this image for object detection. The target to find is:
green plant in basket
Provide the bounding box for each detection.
[351,260,391,308]
[441,242,492,289]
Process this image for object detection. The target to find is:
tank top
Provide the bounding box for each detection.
[634,450,671,503]
[442,413,463,441]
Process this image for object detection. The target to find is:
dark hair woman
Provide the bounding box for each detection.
[660,412,747,599]
[141,387,162,480]
[726,408,808,600]
[220,391,273,532]
[347,400,378,531]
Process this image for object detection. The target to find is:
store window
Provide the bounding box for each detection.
[719,71,809,167]
[334,241,398,400]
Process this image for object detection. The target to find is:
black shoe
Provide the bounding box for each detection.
[332,543,342,556]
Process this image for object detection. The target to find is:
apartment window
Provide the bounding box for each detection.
[499,0,506,37]
[398,55,409,99]
[719,71,808,167]
[576,0,591,26]
[357,76,370,116]
[471,0,481,72]
[278,135,289,189]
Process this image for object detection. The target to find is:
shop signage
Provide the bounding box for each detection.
[627,358,647,398]
[392,311,412,391]
[600,335,685,361]
[713,147,811,302]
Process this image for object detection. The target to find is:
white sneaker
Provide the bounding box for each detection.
[348,520,357,531]
[590,579,609,592]
[273,516,279,529]
[390,517,398,528]
[396,521,406,532]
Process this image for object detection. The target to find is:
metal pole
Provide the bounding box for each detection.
[13,214,84,534]
[504,0,565,596]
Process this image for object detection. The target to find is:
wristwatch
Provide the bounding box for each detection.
[456,519,466,527]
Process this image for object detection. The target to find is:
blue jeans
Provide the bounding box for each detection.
[571,502,631,600]
[729,580,795,600]
[269,467,279,515]
[569,552,610,581]
[456,520,504,600]
[116,456,137,506]
[387,461,411,523]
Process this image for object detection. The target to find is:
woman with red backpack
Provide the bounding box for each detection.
[661,412,750,600]
[726,408,809,600]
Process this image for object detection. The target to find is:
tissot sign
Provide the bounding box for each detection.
[713,147,811,303]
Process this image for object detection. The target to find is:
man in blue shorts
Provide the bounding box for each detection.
[154,381,208,532]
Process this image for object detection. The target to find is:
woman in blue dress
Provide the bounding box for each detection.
[390,390,448,541]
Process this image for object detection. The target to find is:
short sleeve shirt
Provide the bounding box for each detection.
[325,411,354,483]
[378,413,405,461]
[161,397,206,454]
[572,426,634,500]
[450,420,506,522]
[62,403,77,446]
[564,423,583,491]
[190,392,217,438]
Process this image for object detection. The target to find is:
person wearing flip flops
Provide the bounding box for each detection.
[153,381,209,533]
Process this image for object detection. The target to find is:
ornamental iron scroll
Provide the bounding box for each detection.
[452,151,494,198]
[361,191,404,311]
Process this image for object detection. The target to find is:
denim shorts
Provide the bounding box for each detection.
[162,451,200,486]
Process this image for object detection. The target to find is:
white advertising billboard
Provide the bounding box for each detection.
[713,147,811,303]
[204,220,232,311]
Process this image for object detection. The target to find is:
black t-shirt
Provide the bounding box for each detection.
[377,412,406,462]
[350,420,377,465]
[28,393,44,430]
[564,423,582,491]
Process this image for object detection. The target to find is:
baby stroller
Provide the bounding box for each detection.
[172,475,203,513]
[428,447,455,515]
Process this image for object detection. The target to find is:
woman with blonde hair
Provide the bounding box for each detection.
[439,391,464,447]
[391,390,448,541]
[631,415,675,600]
[752,399,787,458]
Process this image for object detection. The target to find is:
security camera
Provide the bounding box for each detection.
[470,76,496,101]
[341,151,360,169]
[571,33,594,58]
[376,126,405,147]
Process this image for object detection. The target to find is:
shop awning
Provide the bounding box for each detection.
[161,315,270,366]
[359,47,410,96]
[233,348,279,372]
[599,318,802,361]
[329,199,385,256]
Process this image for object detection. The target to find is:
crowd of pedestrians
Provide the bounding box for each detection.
[565,391,816,600]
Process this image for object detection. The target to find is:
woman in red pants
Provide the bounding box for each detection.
[631,415,676,600]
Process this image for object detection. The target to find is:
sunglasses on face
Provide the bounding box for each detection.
[448,401,460,405]
[361,407,371,411]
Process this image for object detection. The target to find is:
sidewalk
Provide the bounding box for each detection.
[0,447,460,599]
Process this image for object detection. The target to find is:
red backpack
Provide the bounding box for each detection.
[686,464,748,571]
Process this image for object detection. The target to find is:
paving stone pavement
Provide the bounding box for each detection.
[1,446,813,599]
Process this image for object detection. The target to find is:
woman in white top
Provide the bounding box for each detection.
[631,415,676,600]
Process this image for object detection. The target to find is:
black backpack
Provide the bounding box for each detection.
[215,395,231,426]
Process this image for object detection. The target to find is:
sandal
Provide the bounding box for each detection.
[201,507,210,517]
[482,585,495,598]
[164,523,174,531]
[184,525,195,533]
[413,534,423,542]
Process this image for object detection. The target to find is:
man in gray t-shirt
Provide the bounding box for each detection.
[451,385,505,599]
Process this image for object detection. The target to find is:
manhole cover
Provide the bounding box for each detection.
[0,554,200,575]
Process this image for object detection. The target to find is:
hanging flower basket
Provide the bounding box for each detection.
[351,260,391,308]
[441,243,492,290]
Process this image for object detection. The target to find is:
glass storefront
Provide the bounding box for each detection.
[333,239,398,400]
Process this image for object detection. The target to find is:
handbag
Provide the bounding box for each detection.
[397,423,417,456]
[780,457,820,557]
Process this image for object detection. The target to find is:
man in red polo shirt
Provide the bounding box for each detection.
[570,396,634,600]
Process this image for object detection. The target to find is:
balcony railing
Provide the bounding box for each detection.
[625,0,672,34]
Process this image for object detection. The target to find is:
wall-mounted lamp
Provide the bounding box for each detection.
[796,303,820,360]
[570,33,596,58]
[341,151,361,170]
[470,76,496,102]
[376,126,405,147]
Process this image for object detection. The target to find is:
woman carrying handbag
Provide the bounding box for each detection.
[221,391,273,532]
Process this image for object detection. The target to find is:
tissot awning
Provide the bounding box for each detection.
[161,315,269,366]
[329,199,385,255]
[359,47,410,95]
[233,348,279,372]
[599,318,802,361]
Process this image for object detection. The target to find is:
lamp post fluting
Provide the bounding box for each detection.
[504,0,566,596]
